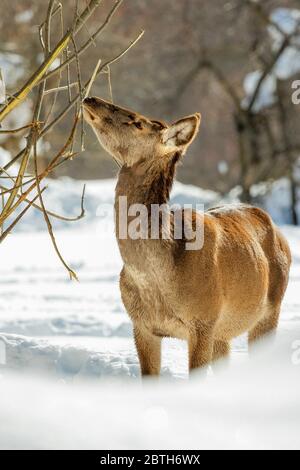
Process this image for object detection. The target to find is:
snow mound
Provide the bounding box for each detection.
[0,177,299,448]
[0,333,188,380]
[2,177,220,233]
[0,316,132,338]
[0,330,299,450]
[4,174,299,233]
[0,333,140,379]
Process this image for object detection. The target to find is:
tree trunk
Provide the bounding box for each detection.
[289,175,299,226]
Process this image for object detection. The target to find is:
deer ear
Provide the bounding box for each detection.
[162,113,201,150]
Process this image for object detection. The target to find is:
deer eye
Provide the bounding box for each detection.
[134,121,143,130]
[152,120,166,130]
[104,117,113,125]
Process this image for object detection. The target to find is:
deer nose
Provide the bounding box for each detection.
[83,97,97,106]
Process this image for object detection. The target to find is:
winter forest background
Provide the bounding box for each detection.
[0,0,300,450]
[1,0,300,221]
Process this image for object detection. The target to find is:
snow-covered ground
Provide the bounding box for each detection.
[0,178,219,380]
[1,3,299,450]
[0,177,299,449]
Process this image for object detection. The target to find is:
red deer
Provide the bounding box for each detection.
[83,96,291,377]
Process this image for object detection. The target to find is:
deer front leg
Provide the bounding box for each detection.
[188,321,214,373]
[134,324,162,377]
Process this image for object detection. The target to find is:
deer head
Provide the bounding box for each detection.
[83,97,201,167]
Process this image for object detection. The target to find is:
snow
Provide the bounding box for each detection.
[270,8,300,43]
[0,147,12,168]
[2,174,297,233]
[250,178,300,225]
[0,334,141,379]
[270,8,300,80]
[0,176,299,449]
[218,160,229,175]
[0,146,20,175]
[0,52,25,88]
[0,333,299,449]
[0,50,31,138]
[0,2,299,449]
[0,101,32,145]
[0,69,6,104]
[243,71,277,111]
[37,53,61,71]
[243,7,300,111]
[15,9,34,24]
[0,176,220,233]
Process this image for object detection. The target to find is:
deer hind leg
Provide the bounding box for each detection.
[212,339,230,363]
[248,304,281,349]
[134,324,162,377]
[188,321,215,373]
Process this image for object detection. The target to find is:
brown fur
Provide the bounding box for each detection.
[83,97,292,377]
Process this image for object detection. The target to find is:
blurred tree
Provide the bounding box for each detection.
[0,0,299,225]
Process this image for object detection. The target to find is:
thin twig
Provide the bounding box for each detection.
[84,59,102,98]
[0,123,40,134]
[247,36,290,112]
[1,1,55,217]
[33,135,78,280]
[44,83,79,95]
[0,165,85,222]
[45,0,56,54]
[40,3,62,30]
[1,24,144,176]
[0,188,47,243]
[0,115,79,224]
[0,0,107,123]
[41,0,123,84]
[107,66,113,103]
[0,0,142,257]
[71,35,85,150]
[41,30,145,137]
[44,2,65,126]
[65,47,72,103]
[0,35,70,123]
[0,151,78,197]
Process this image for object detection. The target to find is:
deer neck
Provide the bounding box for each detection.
[114,152,181,266]
[115,152,180,209]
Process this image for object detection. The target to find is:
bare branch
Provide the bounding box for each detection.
[245,0,300,112]
[44,83,79,95]
[247,36,290,112]
[0,123,41,134]
[41,30,145,137]
[33,134,78,280]
[0,0,142,269]
[0,187,47,243]
[42,0,124,84]
[0,36,70,123]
